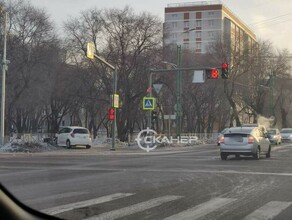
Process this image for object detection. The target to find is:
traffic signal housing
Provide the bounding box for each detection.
[108,108,115,121]
[221,63,229,79]
[151,111,158,122]
[206,68,219,79]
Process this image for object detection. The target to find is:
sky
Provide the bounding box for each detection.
[28,0,292,52]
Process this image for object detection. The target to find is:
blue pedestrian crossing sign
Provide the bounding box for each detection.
[143,97,156,110]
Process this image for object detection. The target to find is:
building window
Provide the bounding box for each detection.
[196,20,201,27]
[208,20,214,27]
[196,42,201,49]
[208,11,214,16]
[196,31,201,38]
[172,22,177,28]
[184,21,189,28]
[172,33,177,39]
[183,44,189,49]
[183,32,189,39]
[172,14,178,19]
[208,31,214,38]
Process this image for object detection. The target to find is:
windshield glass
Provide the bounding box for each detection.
[0,1,292,220]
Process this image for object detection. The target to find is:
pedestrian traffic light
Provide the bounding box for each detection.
[206,68,219,79]
[151,111,157,121]
[109,108,115,121]
[221,63,229,79]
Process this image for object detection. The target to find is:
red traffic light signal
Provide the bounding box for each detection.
[211,68,219,79]
[221,63,229,79]
[206,68,219,79]
[109,108,115,121]
[222,63,228,69]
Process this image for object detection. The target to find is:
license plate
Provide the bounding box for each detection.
[234,137,243,142]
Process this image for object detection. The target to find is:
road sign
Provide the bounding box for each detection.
[153,84,163,94]
[143,97,155,110]
[192,70,205,83]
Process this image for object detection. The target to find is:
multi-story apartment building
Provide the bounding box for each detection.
[164,1,257,54]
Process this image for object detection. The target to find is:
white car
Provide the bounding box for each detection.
[56,126,92,149]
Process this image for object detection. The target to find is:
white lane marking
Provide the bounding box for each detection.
[243,201,292,220]
[41,193,134,215]
[163,197,236,220]
[25,191,89,204]
[84,195,183,220]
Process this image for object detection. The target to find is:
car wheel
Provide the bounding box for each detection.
[266,145,271,158]
[253,147,260,160]
[221,153,227,160]
[86,145,91,149]
[66,140,71,149]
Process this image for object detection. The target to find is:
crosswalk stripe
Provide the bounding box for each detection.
[84,195,183,220]
[243,201,292,220]
[163,197,236,220]
[25,191,89,204]
[41,193,134,215]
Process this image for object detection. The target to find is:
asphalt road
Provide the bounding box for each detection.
[1,143,292,220]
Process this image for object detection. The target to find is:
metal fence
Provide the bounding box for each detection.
[2,132,219,146]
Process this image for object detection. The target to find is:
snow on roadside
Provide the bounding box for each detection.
[0,142,61,153]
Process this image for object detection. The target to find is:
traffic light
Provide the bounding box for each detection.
[151,111,157,121]
[206,68,219,79]
[221,63,229,79]
[108,108,115,121]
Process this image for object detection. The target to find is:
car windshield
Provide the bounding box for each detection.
[0,1,292,220]
[268,130,276,135]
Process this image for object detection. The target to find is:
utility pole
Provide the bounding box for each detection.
[1,11,8,145]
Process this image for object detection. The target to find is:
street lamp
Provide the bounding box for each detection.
[0,10,8,145]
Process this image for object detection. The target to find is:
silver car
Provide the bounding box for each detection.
[217,128,229,146]
[220,126,271,160]
[280,128,292,143]
[267,128,282,145]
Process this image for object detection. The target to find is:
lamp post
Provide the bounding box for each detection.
[269,73,274,117]
[0,11,8,145]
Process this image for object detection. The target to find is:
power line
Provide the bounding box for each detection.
[249,13,292,26]
[255,18,292,29]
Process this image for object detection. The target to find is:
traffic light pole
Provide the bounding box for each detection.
[111,68,117,151]
[176,45,182,138]
[148,72,154,128]
[92,54,117,151]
